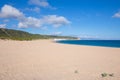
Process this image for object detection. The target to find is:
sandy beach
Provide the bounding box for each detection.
[0,40,120,80]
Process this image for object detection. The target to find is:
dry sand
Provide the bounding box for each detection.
[0,40,120,80]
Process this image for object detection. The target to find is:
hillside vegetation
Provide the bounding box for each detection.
[0,28,77,40]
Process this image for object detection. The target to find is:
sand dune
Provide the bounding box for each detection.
[0,40,120,80]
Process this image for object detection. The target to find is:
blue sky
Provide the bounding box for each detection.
[0,0,120,39]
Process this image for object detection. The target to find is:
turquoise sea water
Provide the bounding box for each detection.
[57,40,120,48]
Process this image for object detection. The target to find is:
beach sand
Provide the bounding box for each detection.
[0,40,120,80]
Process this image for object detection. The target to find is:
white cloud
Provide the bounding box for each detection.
[18,15,70,28]
[43,15,70,27]
[78,35,99,40]
[33,7,40,13]
[41,26,47,30]
[3,19,9,22]
[0,5,70,28]
[0,5,24,19]
[25,7,40,13]
[53,32,62,35]
[29,0,49,7]
[28,0,56,9]
[112,11,120,18]
[0,24,6,28]
[18,17,43,28]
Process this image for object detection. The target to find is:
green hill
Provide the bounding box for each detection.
[0,28,77,40]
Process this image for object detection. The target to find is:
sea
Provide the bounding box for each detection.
[57,40,120,48]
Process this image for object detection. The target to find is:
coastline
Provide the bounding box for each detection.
[0,40,120,80]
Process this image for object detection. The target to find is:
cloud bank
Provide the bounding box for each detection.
[0,5,70,28]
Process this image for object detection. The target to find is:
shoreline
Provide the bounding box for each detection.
[0,40,120,80]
